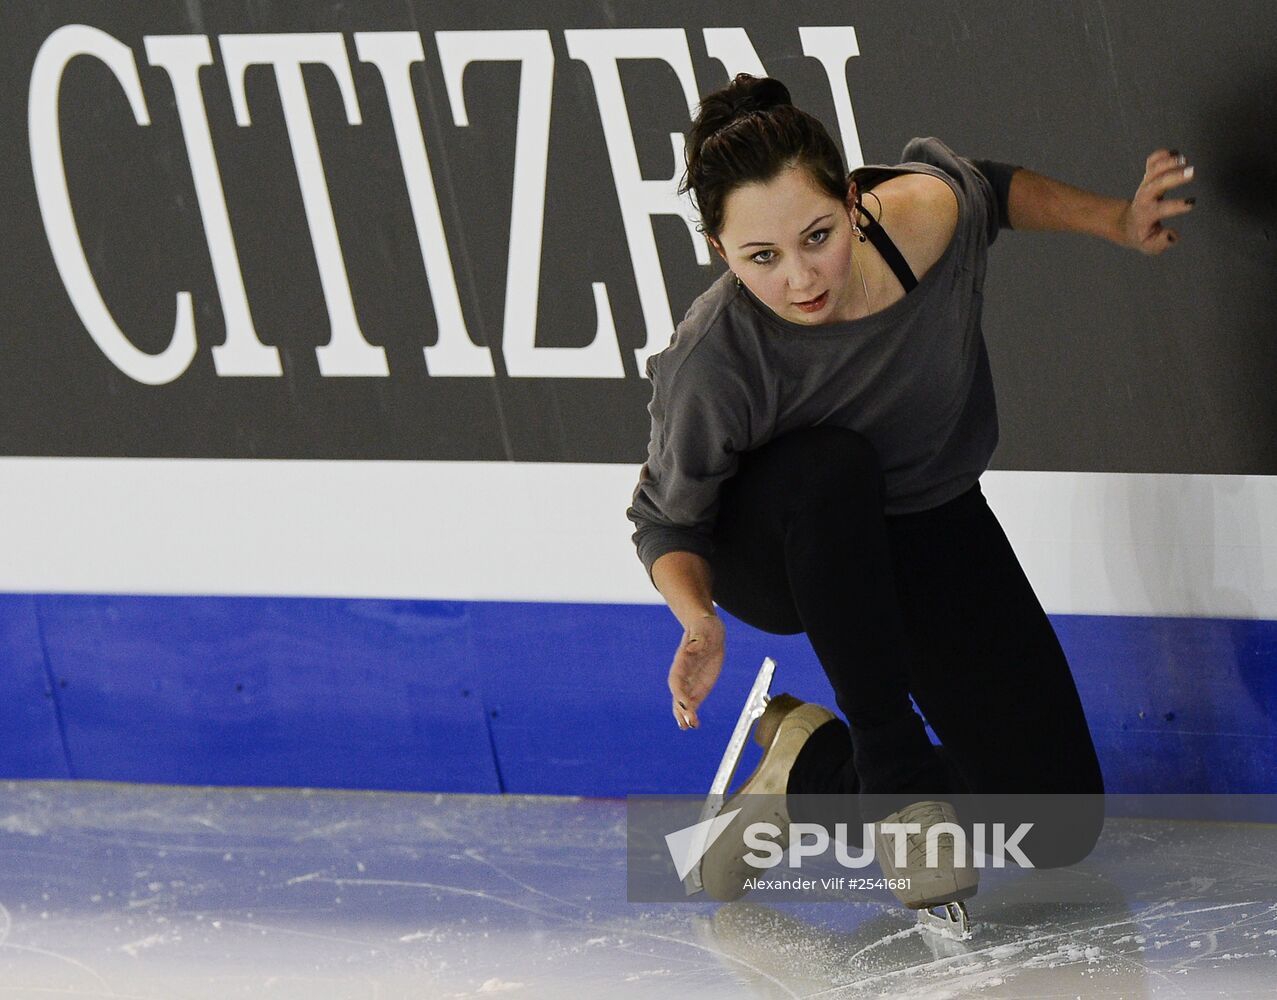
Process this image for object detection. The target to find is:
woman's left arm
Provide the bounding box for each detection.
[1006,149,1196,255]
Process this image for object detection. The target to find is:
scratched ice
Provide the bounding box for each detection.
[1,781,1276,998]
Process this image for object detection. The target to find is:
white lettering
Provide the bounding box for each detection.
[924,821,968,868]
[437,30,623,378]
[30,25,197,385]
[799,27,866,168]
[832,823,877,868]
[993,822,1035,868]
[701,27,767,78]
[221,33,387,376]
[564,28,706,377]
[355,31,494,377]
[877,822,922,869]
[742,821,783,867]
[145,34,281,377]
[787,822,829,865]
[31,26,874,386]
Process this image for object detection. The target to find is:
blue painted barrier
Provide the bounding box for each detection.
[1,594,1274,796]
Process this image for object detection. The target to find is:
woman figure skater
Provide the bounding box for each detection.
[626,74,1195,913]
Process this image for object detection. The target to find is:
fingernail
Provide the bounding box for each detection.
[1184,165,1194,179]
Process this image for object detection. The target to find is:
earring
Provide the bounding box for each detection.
[853,201,867,243]
[734,273,742,287]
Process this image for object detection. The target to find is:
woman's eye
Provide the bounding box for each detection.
[749,231,827,265]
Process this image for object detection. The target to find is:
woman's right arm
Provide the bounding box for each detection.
[628,347,750,727]
[651,550,716,627]
[627,348,748,591]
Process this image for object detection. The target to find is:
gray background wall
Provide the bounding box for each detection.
[2,0,1273,471]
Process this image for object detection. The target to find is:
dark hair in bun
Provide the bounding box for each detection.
[679,73,849,241]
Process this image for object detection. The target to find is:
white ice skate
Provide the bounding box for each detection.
[684,659,837,901]
[874,799,978,940]
[682,660,975,937]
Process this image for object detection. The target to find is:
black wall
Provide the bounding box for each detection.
[3,1,1273,471]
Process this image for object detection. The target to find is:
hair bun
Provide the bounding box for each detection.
[687,74,794,153]
[723,74,793,116]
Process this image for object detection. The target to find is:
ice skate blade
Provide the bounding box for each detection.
[683,657,776,895]
[917,901,972,941]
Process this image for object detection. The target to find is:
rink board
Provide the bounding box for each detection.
[2,595,1275,797]
[4,4,1276,802]
[1,462,1275,797]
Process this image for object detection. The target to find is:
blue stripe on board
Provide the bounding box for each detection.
[0,595,70,779]
[0,595,1273,796]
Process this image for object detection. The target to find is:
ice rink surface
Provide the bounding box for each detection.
[1,781,1275,999]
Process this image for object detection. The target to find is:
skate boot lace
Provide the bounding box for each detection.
[884,801,956,869]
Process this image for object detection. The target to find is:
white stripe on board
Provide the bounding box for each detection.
[0,458,1273,619]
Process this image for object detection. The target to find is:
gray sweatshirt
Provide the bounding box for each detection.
[627,137,1007,586]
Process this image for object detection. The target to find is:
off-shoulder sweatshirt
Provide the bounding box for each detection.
[627,137,1018,586]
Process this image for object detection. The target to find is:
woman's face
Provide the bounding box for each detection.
[713,165,858,325]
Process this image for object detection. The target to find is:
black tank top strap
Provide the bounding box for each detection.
[860,208,918,294]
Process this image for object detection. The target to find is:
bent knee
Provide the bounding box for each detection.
[1025,810,1105,869]
[1007,795,1106,870]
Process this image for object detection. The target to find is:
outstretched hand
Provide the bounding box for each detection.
[1117,149,1196,254]
[668,613,726,730]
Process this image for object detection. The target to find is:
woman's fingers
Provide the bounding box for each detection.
[671,688,689,728]
[1155,198,1196,220]
[1142,150,1194,201]
[671,663,713,729]
[672,688,699,729]
[1144,148,1186,175]
[669,659,701,729]
[1123,149,1195,254]
[1139,220,1177,253]
[1147,164,1195,203]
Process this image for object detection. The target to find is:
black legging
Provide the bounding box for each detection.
[709,425,1105,865]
